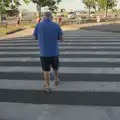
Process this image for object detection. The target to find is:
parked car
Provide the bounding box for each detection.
[90,14,96,18]
[68,12,76,19]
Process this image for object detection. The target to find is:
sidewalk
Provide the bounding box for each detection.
[0,26,80,40]
[0,28,34,40]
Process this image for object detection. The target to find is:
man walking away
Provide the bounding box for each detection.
[33,11,64,93]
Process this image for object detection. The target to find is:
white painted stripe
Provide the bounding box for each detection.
[60,43,120,45]
[2,38,120,41]
[2,37,120,43]
[0,51,40,55]
[0,43,37,45]
[1,40,120,42]
[1,66,120,74]
[64,40,120,41]
[69,35,120,36]
[0,38,34,40]
[0,47,39,50]
[1,46,120,49]
[64,37,120,42]
[0,40,35,42]
[3,36,120,39]
[61,46,120,49]
[0,58,120,62]
[65,36,120,37]
[0,102,114,120]
[64,36,120,37]
[0,79,120,92]
[63,41,120,42]
[1,51,120,55]
[59,51,120,55]
[1,42,120,46]
[60,46,120,49]
[60,51,120,55]
[14,37,33,39]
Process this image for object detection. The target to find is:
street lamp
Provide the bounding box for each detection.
[106,0,108,21]
[37,4,41,19]
[36,0,41,22]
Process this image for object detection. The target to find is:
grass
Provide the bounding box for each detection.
[0,22,36,37]
[0,25,21,36]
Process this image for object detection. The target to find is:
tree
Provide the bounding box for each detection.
[98,0,117,10]
[83,0,117,20]
[29,0,62,20]
[92,0,98,12]
[0,0,61,13]
[0,0,29,23]
[0,0,61,23]
[0,0,23,13]
[31,0,61,11]
[0,0,28,18]
[97,0,117,20]
[82,0,95,19]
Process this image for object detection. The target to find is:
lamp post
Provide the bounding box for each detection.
[105,0,108,21]
[36,0,41,22]
[37,4,41,20]
[0,12,1,23]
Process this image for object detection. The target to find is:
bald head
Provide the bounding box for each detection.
[43,11,53,20]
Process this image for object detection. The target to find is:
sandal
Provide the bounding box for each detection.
[44,85,52,93]
[44,88,52,93]
[54,79,60,86]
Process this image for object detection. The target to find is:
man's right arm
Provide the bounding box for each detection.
[58,26,64,42]
[33,23,38,40]
[59,34,64,42]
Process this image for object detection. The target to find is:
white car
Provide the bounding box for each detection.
[90,14,96,18]
[68,12,76,19]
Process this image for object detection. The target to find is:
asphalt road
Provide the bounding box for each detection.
[1,30,120,120]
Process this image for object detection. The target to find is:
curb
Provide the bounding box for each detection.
[6,28,25,35]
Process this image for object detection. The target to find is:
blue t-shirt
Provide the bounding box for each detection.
[33,19,63,57]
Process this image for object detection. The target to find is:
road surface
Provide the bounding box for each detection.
[0,30,120,120]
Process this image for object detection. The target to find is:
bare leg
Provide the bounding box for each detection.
[53,70,60,86]
[44,71,50,88]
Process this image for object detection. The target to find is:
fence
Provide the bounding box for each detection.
[21,20,32,24]
[61,18,87,25]
[61,17,120,25]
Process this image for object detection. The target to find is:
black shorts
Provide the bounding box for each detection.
[40,56,59,71]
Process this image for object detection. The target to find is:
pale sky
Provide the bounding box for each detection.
[20,0,120,12]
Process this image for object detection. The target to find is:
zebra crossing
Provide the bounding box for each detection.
[1,30,120,120]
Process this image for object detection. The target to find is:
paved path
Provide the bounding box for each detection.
[1,30,120,120]
[0,28,34,40]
